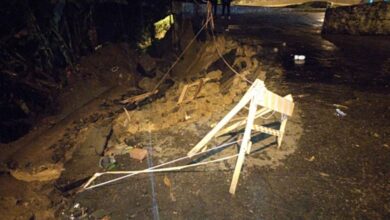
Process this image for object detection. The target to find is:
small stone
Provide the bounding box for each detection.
[138,77,157,91]
[129,148,148,161]
[90,209,108,219]
[136,54,156,77]
[206,70,222,80]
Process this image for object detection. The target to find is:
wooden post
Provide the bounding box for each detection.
[277,95,293,148]
[278,114,287,148]
[246,141,253,155]
[229,95,258,195]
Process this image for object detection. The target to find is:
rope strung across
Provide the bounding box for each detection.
[83,140,239,190]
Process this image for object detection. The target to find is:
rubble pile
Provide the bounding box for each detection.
[111,38,265,148]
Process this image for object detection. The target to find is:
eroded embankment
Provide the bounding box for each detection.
[1,19,303,219]
[61,31,303,219]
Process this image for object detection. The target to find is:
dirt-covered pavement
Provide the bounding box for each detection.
[1,9,389,220]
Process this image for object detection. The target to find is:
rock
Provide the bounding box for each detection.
[154,146,162,152]
[81,124,112,156]
[206,70,222,80]
[136,54,156,77]
[223,96,233,105]
[138,77,157,91]
[11,163,64,182]
[129,148,148,161]
[322,2,390,35]
[104,143,131,157]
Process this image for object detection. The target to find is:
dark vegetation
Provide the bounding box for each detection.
[0,0,171,143]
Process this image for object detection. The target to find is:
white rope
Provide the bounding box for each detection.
[83,140,238,190]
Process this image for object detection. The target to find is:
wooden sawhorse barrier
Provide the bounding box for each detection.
[187,79,295,195]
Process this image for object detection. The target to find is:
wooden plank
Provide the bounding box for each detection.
[277,115,287,148]
[277,95,293,148]
[192,78,204,100]
[177,77,215,104]
[253,125,280,136]
[257,89,295,116]
[177,84,189,104]
[215,94,291,137]
[120,91,156,104]
[187,80,262,156]
[246,141,253,155]
[229,96,257,195]
[216,108,270,137]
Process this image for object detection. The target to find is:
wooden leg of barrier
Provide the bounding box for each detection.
[277,114,287,149]
[216,95,290,137]
[229,96,257,195]
[216,108,270,137]
[246,141,253,155]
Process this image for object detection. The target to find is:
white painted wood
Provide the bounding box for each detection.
[229,96,257,194]
[257,90,295,116]
[253,125,280,136]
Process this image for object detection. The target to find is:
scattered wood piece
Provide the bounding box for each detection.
[123,107,131,125]
[177,76,218,104]
[120,90,157,105]
[193,78,204,100]
[177,85,189,104]
[296,94,309,98]
[305,156,315,162]
[319,172,330,177]
[163,175,172,188]
[129,148,148,161]
[333,104,349,109]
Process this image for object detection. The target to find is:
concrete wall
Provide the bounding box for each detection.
[233,0,361,7]
[322,2,390,35]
